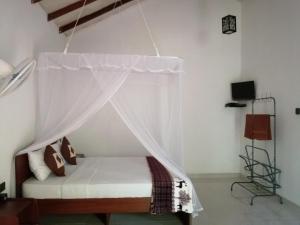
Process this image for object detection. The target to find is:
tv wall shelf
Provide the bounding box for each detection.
[230,97,282,205]
[225,102,247,108]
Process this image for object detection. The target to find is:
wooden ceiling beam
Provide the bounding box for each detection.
[48,0,98,21]
[59,0,135,33]
[31,0,42,3]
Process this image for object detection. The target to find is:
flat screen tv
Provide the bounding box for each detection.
[231,81,255,100]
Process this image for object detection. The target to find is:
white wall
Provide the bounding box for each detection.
[70,0,242,174]
[0,0,65,196]
[242,0,300,206]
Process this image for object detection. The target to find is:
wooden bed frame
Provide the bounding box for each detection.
[15,154,191,225]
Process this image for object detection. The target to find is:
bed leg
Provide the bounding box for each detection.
[96,213,111,225]
[176,212,191,225]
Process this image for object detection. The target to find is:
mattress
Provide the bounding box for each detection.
[23,157,152,199]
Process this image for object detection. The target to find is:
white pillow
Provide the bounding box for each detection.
[28,149,51,181]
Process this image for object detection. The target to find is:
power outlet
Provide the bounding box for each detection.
[0,182,5,193]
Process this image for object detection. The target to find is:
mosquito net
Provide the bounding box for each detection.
[17,52,203,215]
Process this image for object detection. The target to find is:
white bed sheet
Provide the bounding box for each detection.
[23,157,152,199]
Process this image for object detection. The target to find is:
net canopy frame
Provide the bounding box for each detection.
[17,52,203,215]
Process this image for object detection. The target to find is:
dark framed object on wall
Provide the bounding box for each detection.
[222,15,237,34]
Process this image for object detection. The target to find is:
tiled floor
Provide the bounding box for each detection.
[41,177,300,225]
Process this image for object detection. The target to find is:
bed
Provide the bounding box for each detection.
[15,154,191,225]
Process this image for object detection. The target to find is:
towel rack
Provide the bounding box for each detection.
[231,97,282,205]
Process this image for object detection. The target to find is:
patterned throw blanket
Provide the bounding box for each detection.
[146,157,193,214]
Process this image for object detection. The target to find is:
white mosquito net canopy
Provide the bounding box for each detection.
[17,52,202,215]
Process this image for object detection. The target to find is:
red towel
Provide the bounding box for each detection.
[244,114,272,140]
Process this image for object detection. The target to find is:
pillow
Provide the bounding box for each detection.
[60,137,77,165]
[44,144,65,176]
[51,142,65,164]
[28,149,51,181]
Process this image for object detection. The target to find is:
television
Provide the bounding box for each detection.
[231,81,255,100]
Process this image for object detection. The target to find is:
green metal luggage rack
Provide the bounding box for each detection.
[231,97,282,205]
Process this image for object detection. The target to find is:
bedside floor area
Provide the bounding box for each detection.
[41,177,300,225]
